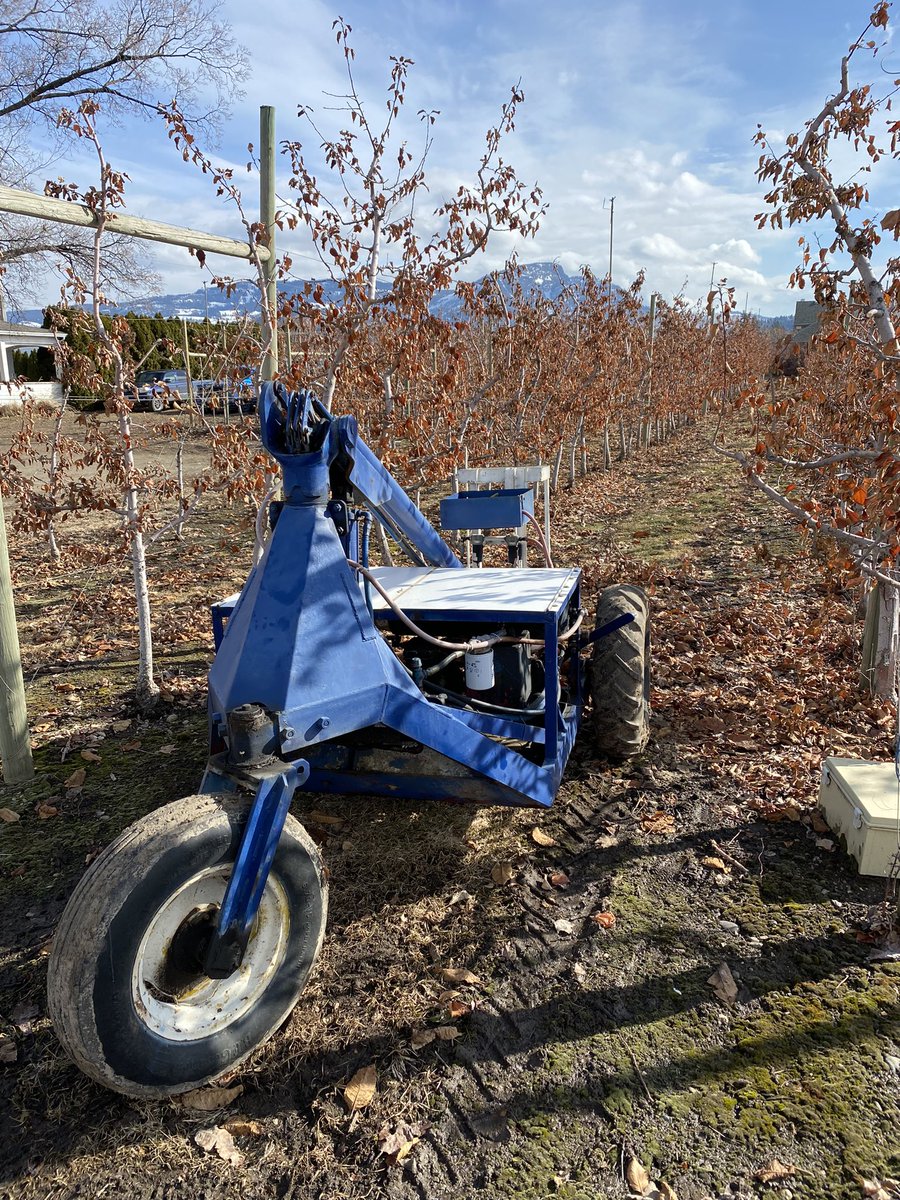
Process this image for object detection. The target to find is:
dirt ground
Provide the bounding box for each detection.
[0,408,898,1200]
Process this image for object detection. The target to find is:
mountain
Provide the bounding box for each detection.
[12,263,793,328]
[12,262,586,326]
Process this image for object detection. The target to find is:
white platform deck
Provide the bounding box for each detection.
[369,566,580,619]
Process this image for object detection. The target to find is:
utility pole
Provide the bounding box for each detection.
[646,292,658,412]
[0,491,33,784]
[604,196,615,309]
[260,105,277,381]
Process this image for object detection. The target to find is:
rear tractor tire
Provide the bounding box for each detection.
[47,793,328,1098]
[591,584,651,758]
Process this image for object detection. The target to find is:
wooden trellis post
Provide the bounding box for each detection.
[0,491,33,783]
[0,107,278,773]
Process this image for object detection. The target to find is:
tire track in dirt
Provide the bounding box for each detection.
[376,420,898,1200]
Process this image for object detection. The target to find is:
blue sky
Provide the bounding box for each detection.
[42,0,898,316]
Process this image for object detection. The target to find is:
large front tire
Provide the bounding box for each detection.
[591,584,651,758]
[47,793,327,1098]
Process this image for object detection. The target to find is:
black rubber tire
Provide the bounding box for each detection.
[150,394,165,412]
[47,793,327,1098]
[591,584,651,758]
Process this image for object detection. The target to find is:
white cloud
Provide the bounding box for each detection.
[633,233,688,261]
[15,0,886,318]
[711,238,761,265]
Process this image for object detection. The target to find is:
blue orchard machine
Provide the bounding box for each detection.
[47,384,651,1097]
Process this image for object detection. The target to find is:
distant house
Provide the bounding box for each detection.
[0,321,65,405]
[792,300,822,344]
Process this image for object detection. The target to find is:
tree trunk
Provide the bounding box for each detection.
[117,408,158,709]
[175,440,186,540]
[47,389,69,562]
[551,442,563,491]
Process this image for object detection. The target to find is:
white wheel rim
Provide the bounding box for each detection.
[133,867,290,1042]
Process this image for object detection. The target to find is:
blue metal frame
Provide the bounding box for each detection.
[440,487,534,531]
[201,383,583,962]
[203,763,308,976]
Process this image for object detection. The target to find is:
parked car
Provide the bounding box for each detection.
[125,369,188,411]
[196,369,257,416]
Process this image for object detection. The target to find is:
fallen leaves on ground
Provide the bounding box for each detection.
[176,1084,244,1111]
[223,1118,264,1137]
[625,1154,652,1195]
[861,1178,900,1199]
[194,1126,244,1167]
[440,966,480,986]
[306,810,346,827]
[377,1122,420,1165]
[0,1033,16,1063]
[641,811,675,835]
[707,962,739,1005]
[491,862,514,885]
[531,827,556,847]
[700,855,729,873]
[343,1064,377,1111]
[755,1158,797,1183]
[0,808,19,822]
[63,767,85,790]
[591,911,616,929]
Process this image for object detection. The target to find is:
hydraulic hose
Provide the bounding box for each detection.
[346,559,584,651]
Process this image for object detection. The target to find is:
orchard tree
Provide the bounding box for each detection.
[721,3,900,696]
[0,0,248,311]
[276,19,545,412]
